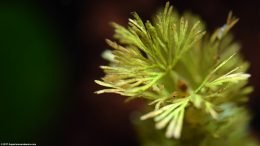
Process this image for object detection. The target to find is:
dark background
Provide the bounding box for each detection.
[1,0,260,145]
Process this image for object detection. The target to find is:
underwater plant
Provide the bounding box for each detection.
[95,2,257,146]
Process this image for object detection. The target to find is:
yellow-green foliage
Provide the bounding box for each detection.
[95,2,257,145]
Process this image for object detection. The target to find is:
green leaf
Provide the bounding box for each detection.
[207,73,250,87]
[141,98,189,139]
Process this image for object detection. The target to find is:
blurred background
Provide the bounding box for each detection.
[1,0,260,145]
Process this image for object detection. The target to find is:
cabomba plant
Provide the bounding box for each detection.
[95,2,258,146]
